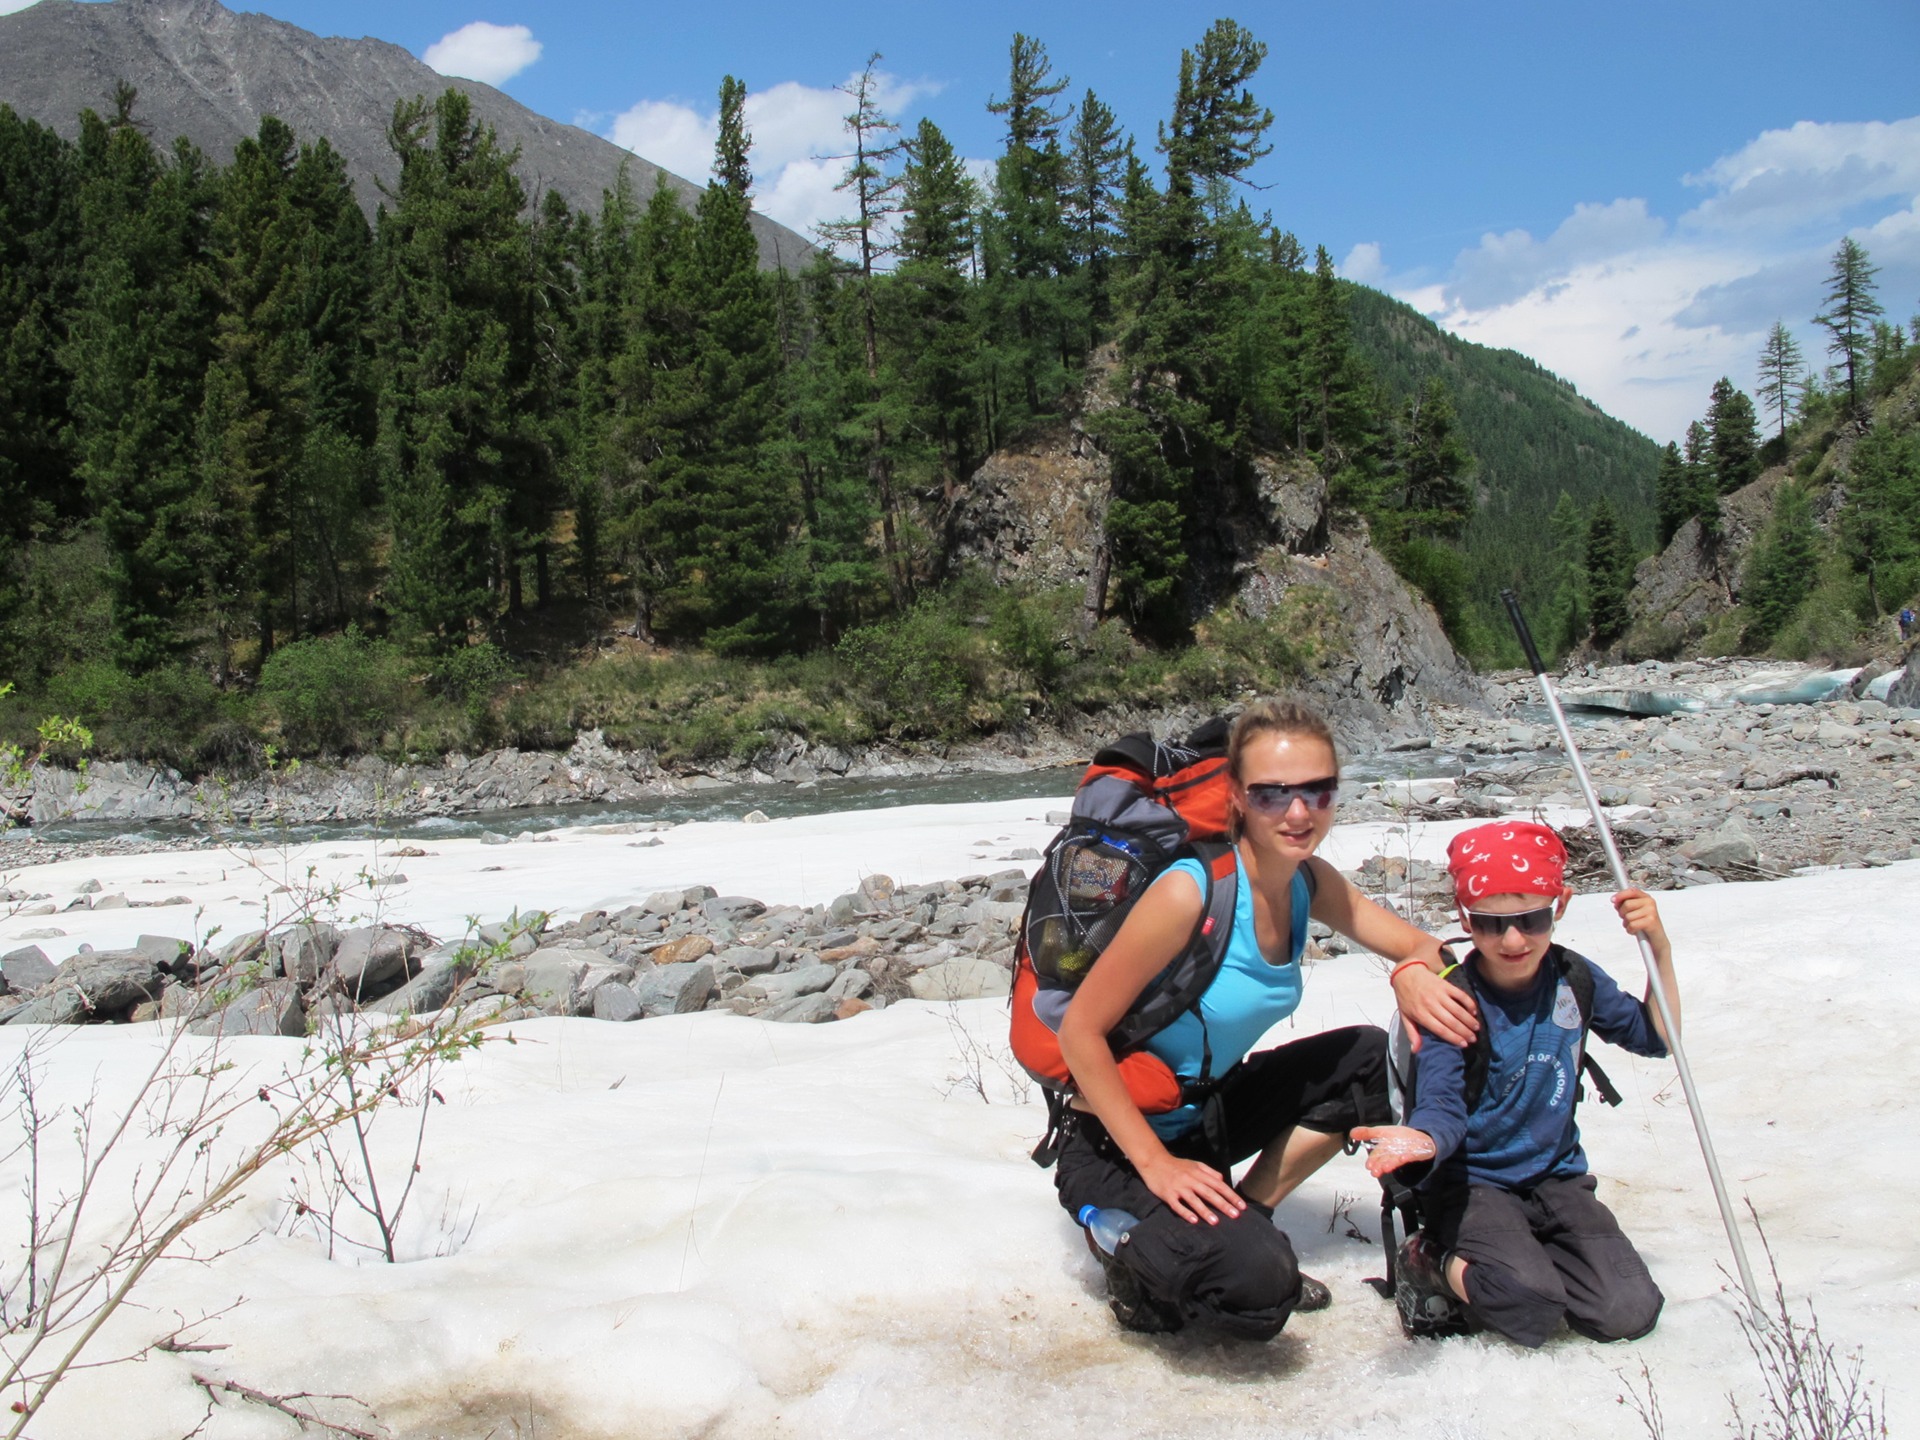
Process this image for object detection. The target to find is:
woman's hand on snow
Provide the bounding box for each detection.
[1351,1125,1437,1178]
[1138,1154,1246,1225]
[1392,960,1479,1050]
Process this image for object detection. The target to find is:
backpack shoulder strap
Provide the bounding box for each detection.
[1553,947,1624,1108]
[1454,961,1491,1111]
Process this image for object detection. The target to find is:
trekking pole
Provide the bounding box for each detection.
[1499,589,1764,1315]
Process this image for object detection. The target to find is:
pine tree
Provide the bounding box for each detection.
[374,90,543,651]
[1542,490,1588,656]
[896,118,981,501]
[982,34,1072,417]
[61,103,218,670]
[608,176,698,640]
[1706,377,1760,494]
[1062,88,1126,357]
[1653,440,1690,546]
[678,75,794,653]
[1682,418,1720,540]
[1836,425,1920,615]
[817,55,908,605]
[1584,497,1632,647]
[1741,481,1819,648]
[0,105,81,666]
[1814,237,1884,416]
[1394,375,1473,538]
[1756,320,1803,442]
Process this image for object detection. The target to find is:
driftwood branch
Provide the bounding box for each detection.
[190,1371,389,1440]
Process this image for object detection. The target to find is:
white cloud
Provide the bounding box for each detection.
[422,22,542,88]
[604,70,955,249]
[1339,241,1388,285]
[1374,117,1920,443]
[1682,117,1920,235]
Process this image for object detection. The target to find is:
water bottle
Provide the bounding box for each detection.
[1078,1204,1140,1255]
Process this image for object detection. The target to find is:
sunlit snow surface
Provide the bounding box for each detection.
[3,802,1915,1439]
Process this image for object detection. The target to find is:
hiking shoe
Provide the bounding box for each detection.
[1395,1234,1471,1339]
[1087,1231,1183,1334]
[1295,1272,1332,1312]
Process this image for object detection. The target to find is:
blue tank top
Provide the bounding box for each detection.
[1142,853,1311,1138]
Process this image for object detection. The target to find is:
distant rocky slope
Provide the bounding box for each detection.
[943,389,1487,741]
[0,0,812,268]
[1624,364,1920,660]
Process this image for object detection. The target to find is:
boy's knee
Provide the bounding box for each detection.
[1570,1280,1664,1343]
[1461,1262,1569,1349]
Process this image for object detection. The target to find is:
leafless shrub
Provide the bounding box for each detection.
[940,999,1032,1105]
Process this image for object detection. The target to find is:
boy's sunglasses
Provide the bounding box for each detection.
[1465,906,1556,936]
[1243,777,1340,815]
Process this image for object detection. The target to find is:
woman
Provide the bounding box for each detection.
[1054,699,1476,1337]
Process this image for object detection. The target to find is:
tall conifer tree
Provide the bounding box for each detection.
[1756,321,1804,442]
[1814,237,1883,415]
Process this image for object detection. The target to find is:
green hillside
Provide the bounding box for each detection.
[1348,285,1662,650]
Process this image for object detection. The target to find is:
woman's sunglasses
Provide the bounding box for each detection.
[1243,777,1340,815]
[1464,906,1556,936]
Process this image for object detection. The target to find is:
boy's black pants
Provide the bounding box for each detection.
[1424,1173,1664,1348]
[1053,1024,1389,1340]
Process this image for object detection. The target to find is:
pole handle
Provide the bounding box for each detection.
[1500,588,1548,675]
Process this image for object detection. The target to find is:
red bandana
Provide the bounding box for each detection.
[1446,821,1567,904]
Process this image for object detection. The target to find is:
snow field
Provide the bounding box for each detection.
[0,802,1914,1438]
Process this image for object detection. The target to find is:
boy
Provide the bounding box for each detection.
[1353,820,1676,1347]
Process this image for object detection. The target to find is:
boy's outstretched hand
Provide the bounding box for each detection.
[1351,1125,1437,1178]
[1612,887,1672,963]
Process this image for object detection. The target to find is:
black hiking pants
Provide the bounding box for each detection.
[1054,1024,1390,1340]
[1424,1174,1664,1348]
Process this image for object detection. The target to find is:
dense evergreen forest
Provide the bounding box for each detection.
[0,24,1667,769]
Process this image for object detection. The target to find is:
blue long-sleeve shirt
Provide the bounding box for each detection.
[1406,949,1666,1190]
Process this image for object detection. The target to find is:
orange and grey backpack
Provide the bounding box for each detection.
[1011,717,1311,1167]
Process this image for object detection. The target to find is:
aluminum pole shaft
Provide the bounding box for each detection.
[1500,590,1763,1313]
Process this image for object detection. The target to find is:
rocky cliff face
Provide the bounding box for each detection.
[942,410,1486,740]
[1622,467,1792,657]
[0,0,812,268]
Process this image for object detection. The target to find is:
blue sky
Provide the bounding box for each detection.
[17,1,1919,442]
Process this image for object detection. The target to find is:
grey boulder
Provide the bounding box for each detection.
[0,945,55,994]
[762,992,838,1024]
[634,960,715,1017]
[908,958,1013,1002]
[190,979,306,1038]
[331,926,414,999]
[53,950,165,1015]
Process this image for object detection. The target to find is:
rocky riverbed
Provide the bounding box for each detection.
[2,653,1914,1040]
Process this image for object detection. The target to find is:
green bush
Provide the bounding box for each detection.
[258,630,416,756]
[836,601,986,739]
[43,662,239,769]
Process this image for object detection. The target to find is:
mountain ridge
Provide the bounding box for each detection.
[0,0,814,268]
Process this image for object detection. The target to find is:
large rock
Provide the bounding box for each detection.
[1681,818,1760,872]
[279,923,339,985]
[652,934,715,965]
[591,983,644,1023]
[364,957,477,1016]
[189,979,306,1037]
[634,961,715,1017]
[761,993,838,1024]
[519,948,597,1015]
[1622,468,1788,658]
[0,945,55,993]
[4,987,89,1026]
[908,959,1014,1002]
[758,964,837,1004]
[53,950,165,1016]
[330,926,414,999]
